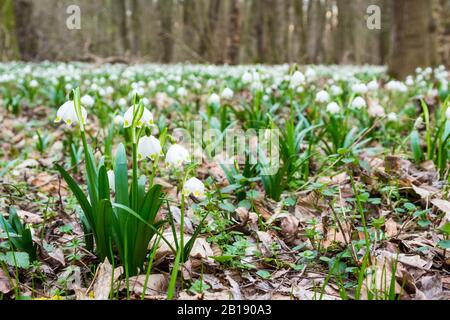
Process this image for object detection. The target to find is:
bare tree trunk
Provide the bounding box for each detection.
[130,0,141,57]
[117,0,130,55]
[226,0,241,65]
[13,0,37,61]
[198,0,222,62]
[158,0,174,63]
[293,0,307,63]
[388,0,437,78]
[0,0,19,60]
[306,0,326,63]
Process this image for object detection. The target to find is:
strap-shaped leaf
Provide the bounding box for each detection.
[55,163,94,229]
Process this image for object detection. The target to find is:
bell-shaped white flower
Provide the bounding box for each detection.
[208,93,221,105]
[290,71,305,88]
[351,96,366,109]
[81,94,95,107]
[330,85,343,96]
[55,100,87,127]
[137,136,162,161]
[165,144,190,166]
[177,87,187,97]
[351,83,368,95]
[123,105,154,128]
[446,107,450,120]
[221,87,234,100]
[107,170,115,192]
[387,112,398,122]
[367,80,379,91]
[183,177,205,198]
[29,79,38,88]
[326,102,340,114]
[315,90,330,103]
[242,72,253,84]
[368,104,385,118]
[118,98,127,108]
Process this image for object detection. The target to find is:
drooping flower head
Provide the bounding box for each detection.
[208,93,221,105]
[123,105,154,128]
[326,102,340,114]
[351,96,366,109]
[183,177,205,198]
[165,144,190,166]
[315,90,330,103]
[137,136,162,161]
[221,87,234,100]
[55,100,87,127]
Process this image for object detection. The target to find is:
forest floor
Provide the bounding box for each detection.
[0,63,449,300]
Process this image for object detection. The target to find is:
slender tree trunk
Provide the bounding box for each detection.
[117,0,130,55]
[130,0,141,57]
[293,0,307,63]
[158,0,174,63]
[388,0,437,78]
[13,0,37,61]
[226,0,241,65]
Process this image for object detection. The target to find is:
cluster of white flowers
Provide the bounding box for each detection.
[326,102,340,114]
[385,80,408,93]
[351,96,366,109]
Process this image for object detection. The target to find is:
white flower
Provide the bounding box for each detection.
[305,68,316,80]
[118,98,127,108]
[65,83,73,91]
[114,115,124,125]
[405,76,414,86]
[123,105,154,128]
[242,72,253,84]
[446,107,450,120]
[368,104,385,118]
[81,95,95,107]
[107,170,115,192]
[296,86,304,93]
[387,112,398,122]
[386,80,408,93]
[183,177,205,198]
[367,80,379,91]
[290,71,305,87]
[315,90,330,103]
[137,136,162,161]
[330,85,343,96]
[351,96,366,109]
[165,144,190,166]
[208,93,221,105]
[351,83,368,95]
[177,87,187,97]
[326,102,340,114]
[55,100,87,126]
[29,79,38,88]
[221,87,234,100]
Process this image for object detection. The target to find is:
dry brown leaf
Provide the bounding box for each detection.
[385,217,399,238]
[93,259,112,300]
[0,269,11,294]
[412,184,432,200]
[431,199,450,224]
[16,209,43,224]
[125,274,168,297]
[225,271,242,300]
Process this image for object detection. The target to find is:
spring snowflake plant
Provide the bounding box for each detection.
[55,88,205,280]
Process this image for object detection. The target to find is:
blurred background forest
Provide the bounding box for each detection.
[0,0,449,78]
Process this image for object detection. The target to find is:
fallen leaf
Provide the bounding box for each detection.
[0,269,11,294]
[125,274,168,297]
[431,199,450,226]
[385,217,398,238]
[93,259,112,300]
